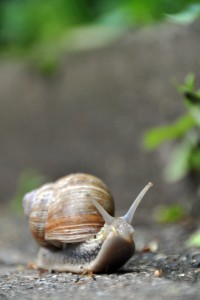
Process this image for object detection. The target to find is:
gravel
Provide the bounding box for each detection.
[0,210,200,299]
[0,249,200,300]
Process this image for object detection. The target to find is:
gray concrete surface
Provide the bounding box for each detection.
[0,210,199,300]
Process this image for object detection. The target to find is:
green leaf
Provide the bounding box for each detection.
[189,107,200,126]
[186,230,200,247]
[184,90,200,104]
[164,131,200,182]
[167,4,200,24]
[154,204,185,223]
[175,73,195,94]
[185,73,195,90]
[143,114,195,150]
[164,140,191,182]
[189,146,200,172]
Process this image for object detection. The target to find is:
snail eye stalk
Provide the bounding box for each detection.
[123,182,153,224]
[90,198,115,225]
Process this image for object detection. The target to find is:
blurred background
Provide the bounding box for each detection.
[1,0,200,234]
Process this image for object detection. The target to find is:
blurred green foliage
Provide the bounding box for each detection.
[0,0,200,71]
[144,74,200,223]
[154,204,185,223]
[186,229,200,246]
[144,74,200,183]
[11,169,47,214]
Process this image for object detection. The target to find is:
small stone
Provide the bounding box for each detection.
[178,273,185,277]
[194,268,200,274]
[27,262,38,270]
[154,269,163,277]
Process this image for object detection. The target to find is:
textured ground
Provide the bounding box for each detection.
[0,210,200,300]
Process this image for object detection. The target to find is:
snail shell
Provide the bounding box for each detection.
[23,173,114,249]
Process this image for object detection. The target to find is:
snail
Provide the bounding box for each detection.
[23,173,152,274]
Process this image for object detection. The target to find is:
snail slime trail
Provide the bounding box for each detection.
[23,173,152,274]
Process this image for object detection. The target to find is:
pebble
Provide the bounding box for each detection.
[154,269,163,277]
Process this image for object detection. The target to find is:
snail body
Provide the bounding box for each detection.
[23,173,152,274]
